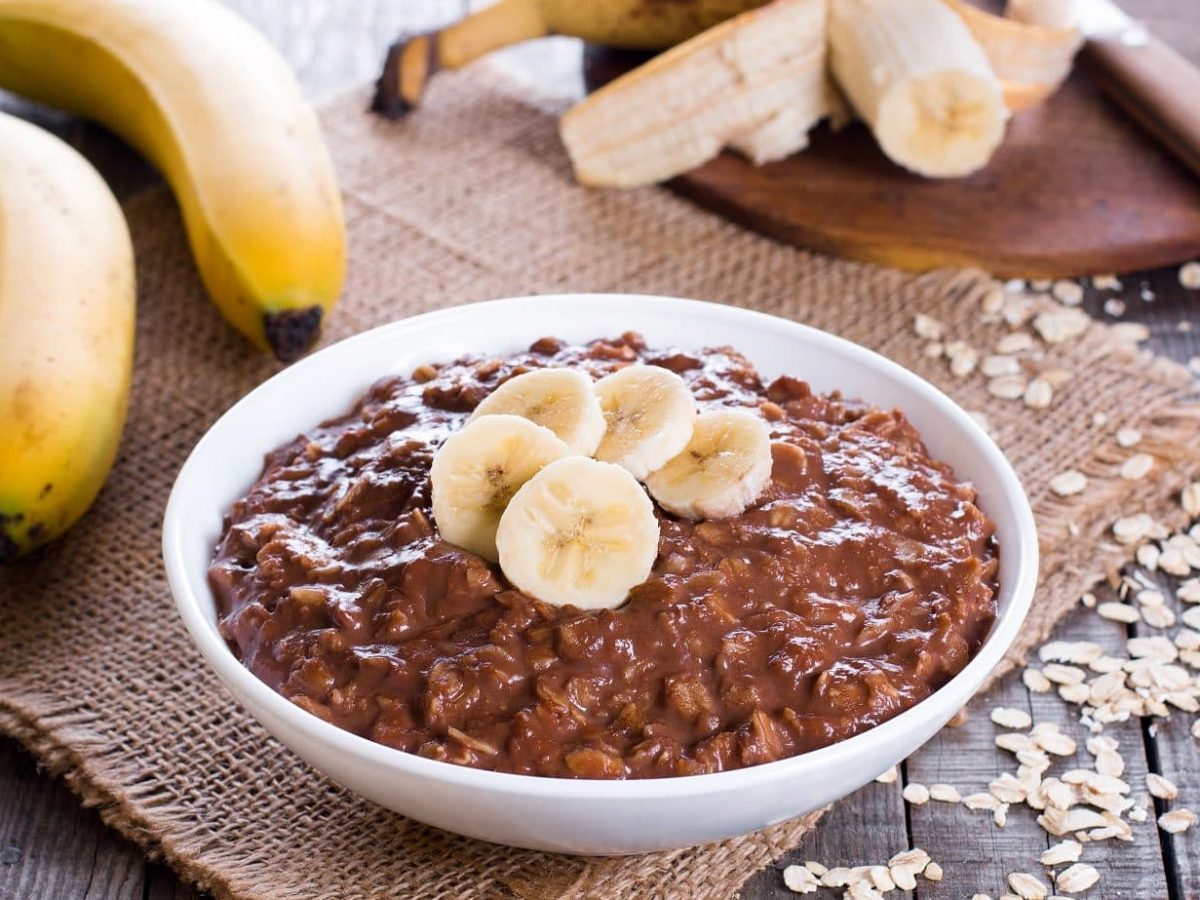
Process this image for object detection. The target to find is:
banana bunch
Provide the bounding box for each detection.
[560,0,1084,184]
[430,366,774,609]
[373,0,771,117]
[0,113,135,562]
[0,0,347,362]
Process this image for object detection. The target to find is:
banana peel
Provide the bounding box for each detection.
[373,0,770,118]
[948,0,1083,112]
[560,0,831,188]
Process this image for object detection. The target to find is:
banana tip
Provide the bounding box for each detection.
[0,530,19,565]
[371,35,437,120]
[264,307,324,363]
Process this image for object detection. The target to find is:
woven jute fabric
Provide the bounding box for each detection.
[2,69,1199,900]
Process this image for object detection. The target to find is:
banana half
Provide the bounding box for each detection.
[560,0,831,188]
[646,409,773,519]
[496,456,660,610]
[430,414,571,562]
[594,365,697,480]
[830,0,1008,179]
[469,368,606,456]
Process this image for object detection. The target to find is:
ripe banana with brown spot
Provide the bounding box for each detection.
[0,0,346,361]
[0,112,135,562]
[373,0,771,117]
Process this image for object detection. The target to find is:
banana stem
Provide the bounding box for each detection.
[372,0,549,119]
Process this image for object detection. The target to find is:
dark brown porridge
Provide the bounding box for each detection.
[211,333,998,779]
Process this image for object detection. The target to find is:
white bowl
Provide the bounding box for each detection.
[164,294,1038,855]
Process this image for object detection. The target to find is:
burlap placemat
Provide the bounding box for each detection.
[2,69,1198,900]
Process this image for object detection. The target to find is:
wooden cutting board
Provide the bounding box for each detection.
[584,49,1200,279]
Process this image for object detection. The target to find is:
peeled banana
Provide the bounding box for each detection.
[0,112,136,562]
[496,456,660,609]
[949,0,1083,113]
[829,0,1008,178]
[560,0,831,188]
[0,0,346,361]
[373,0,770,117]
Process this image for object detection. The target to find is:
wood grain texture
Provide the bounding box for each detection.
[0,2,1197,899]
[1132,568,1200,900]
[587,1,1200,279]
[0,741,143,900]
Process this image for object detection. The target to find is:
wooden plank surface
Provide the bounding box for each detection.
[1,2,1198,899]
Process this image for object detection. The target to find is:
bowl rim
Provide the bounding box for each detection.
[163,293,1039,801]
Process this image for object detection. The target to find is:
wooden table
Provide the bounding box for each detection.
[2,2,1198,898]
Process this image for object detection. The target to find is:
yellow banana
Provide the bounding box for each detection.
[0,0,346,361]
[0,112,135,562]
[373,0,770,117]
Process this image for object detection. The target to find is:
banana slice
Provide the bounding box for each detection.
[645,409,772,519]
[496,457,660,609]
[469,367,606,456]
[593,365,697,480]
[829,0,1007,178]
[430,414,571,562]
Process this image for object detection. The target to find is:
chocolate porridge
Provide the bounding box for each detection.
[211,333,998,779]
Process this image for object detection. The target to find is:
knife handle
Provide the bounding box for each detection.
[1082,35,1200,180]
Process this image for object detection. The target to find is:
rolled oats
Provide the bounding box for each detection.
[1040,840,1082,866]
[1110,321,1150,343]
[783,864,819,893]
[992,707,1034,729]
[996,331,1034,354]
[964,791,1001,811]
[1051,280,1084,306]
[1055,863,1100,893]
[1097,602,1140,624]
[1146,773,1178,800]
[1008,872,1050,899]
[903,782,931,805]
[1179,260,1200,289]
[914,314,944,340]
[989,374,1028,399]
[1024,378,1054,409]
[1182,482,1200,517]
[1033,309,1090,344]
[1042,664,1086,686]
[1112,513,1154,545]
[1023,668,1053,692]
[982,354,1022,377]
[1158,809,1196,834]
[1115,427,1142,447]
[1120,453,1155,480]
[929,783,962,803]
